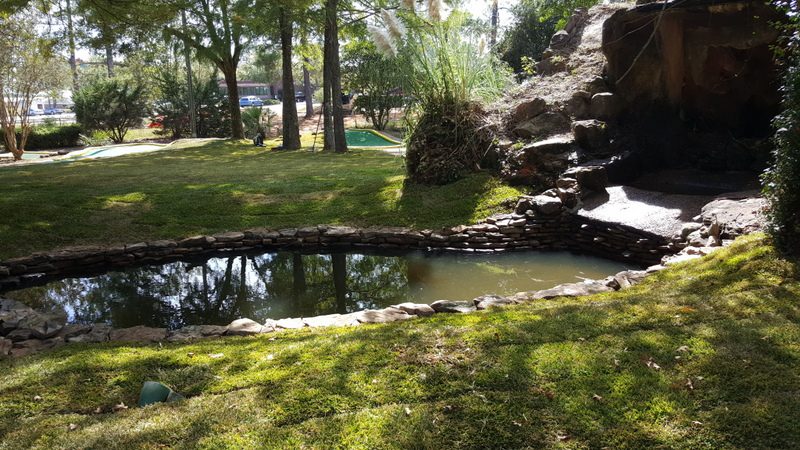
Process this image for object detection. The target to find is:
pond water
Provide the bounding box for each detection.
[3,251,630,330]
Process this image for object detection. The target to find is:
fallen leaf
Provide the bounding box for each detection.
[592,394,603,401]
[685,378,694,390]
[512,420,522,427]
[266,354,274,361]
[33,395,42,402]
[676,346,689,353]
[112,402,128,412]
[68,423,79,431]
[209,353,224,359]
[187,352,195,357]
[692,420,703,426]
[404,406,412,416]
[94,407,103,414]
[645,358,661,370]
[556,433,570,442]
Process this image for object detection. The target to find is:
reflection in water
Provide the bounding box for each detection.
[5,251,629,329]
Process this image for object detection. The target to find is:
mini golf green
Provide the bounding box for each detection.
[344,129,402,148]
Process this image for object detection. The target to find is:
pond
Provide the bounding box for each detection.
[2,251,630,330]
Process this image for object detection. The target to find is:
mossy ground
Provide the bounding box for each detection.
[0,138,522,259]
[1,234,798,449]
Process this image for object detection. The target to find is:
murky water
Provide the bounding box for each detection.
[3,251,630,329]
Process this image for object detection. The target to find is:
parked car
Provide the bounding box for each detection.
[43,107,60,115]
[28,109,44,116]
[239,96,263,107]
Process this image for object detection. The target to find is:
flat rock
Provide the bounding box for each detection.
[531,280,615,300]
[109,326,168,342]
[272,318,306,329]
[225,318,265,336]
[67,324,111,343]
[168,325,227,341]
[430,300,477,314]
[355,307,413,323]
[474,295,518,310]
[392,302,436,317]
[303,314,360,328]
[613,270,648,289]
[213,232,245,242]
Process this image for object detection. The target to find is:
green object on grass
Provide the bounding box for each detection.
[139,381,183,407]
[344,129,402,148]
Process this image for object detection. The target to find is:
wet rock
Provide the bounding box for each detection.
[225,318,265,336]
[430,300,477,314]
[168,325,227,341]
[590,93,621,121]
[272,318,306,329]
[531,280,615,299]
[474,295,518,310]
[513,112,571,139]
[572,119,609,151]
[109,326,168,342]
[392,302,436,317]
[0,337,11,356]
[67,324,111,343]
[355,307,413,323]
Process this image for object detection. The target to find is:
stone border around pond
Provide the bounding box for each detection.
[0,200,673,292]
[0,263,663,358]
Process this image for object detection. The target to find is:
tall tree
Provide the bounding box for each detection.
[323,0,348,152]
[279,6,301,149]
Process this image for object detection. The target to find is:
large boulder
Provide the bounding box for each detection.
[392,302,436,317]
[531,280,616,299]
[572,119,609,152]
[562,165,609,194]
[67,324,111,343]
[5,309,67,341]
[516,195,563,215]
[168,325,227,341]
[355,307,413,323]
[590,93,621,121]
[501,136,576,187]
[509,98,547,125]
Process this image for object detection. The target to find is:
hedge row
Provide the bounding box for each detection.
[7,125,82,151]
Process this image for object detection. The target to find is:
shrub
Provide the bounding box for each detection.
[15,124,82,150]
[762,3,800,254]
[371,8,512,184]
[74,78,149,143]
[343,40,406,130]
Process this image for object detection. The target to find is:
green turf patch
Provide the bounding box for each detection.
[0,138,523,259]
[0,234,798,449]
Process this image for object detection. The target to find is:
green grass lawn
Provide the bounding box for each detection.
[0,234,798,449]
[0,139,522,259]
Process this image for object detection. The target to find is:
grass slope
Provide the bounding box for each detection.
[0,139,522,259]
[0,234,798,449]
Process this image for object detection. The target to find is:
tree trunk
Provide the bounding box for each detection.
[332,253,347,314]
[1,126,20,160]
[181,10,197,138]
[490,0,499,48]
[292,253,306,298]
[65,0,78,93]
[279,8,301,150]
[328,0,348,153]
[322,9,334,151]
[223,65,245,139]
[105,44,114,78]
[303,59,314,118]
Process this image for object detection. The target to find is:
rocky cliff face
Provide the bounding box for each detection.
[491,0,782,190]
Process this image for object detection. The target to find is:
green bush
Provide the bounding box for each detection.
[763,10,800,254]
[17,125,82,150]
[74,78,149,143]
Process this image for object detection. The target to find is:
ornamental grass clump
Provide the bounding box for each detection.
[371,5,512,184]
